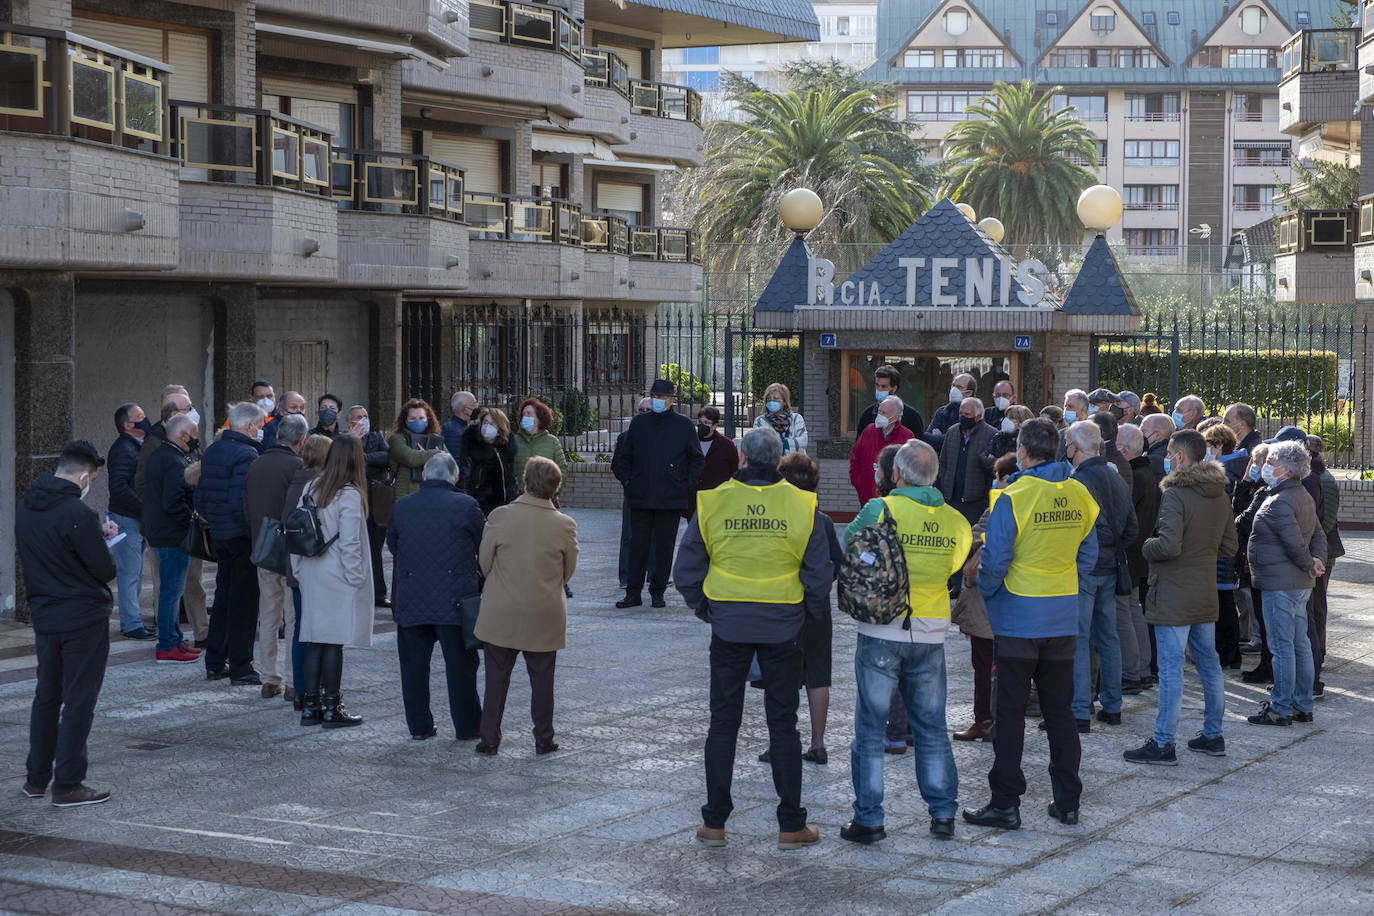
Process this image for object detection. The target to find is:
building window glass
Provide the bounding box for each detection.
[682,46,718,64]
[1233,143,1291,166]
[1090,7,1116,34]
[1295,10,1310,26]
[1234,93,1278,122]
[1123,140,1180,166]
[1232,185,1278,212]
[1053,93,1107,121]
[684,70,718,91]
[904,49,935,67]
[944,7,969,36]
[905,89,987,120]
[1166,11,1180,25]
[1124,228,1179,254]
[1123,185,1179,210]
[1240,6,1267,35]
[1142,11,1156,24]
[837,16,850,35]
[1068,140,1108,167]
[1049,47,1158,67]
[1227,47,1277,67]
[1124,92,1180,121]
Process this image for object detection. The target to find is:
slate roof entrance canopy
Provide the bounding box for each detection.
[1059,234,1141,316]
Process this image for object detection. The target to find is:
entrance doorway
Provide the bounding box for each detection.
[842,351,1019,435]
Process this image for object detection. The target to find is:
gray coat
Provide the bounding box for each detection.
[1247,476,1327,592]
[292,483,375,648]
[1072,456,1138,577]
[1141,461,1238,627]
[937,420,996,504]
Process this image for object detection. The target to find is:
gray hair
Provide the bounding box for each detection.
[880,395,904,415]
[1067,419,1103,455]
[1116,423,1144,456]
[893,440,938,487]
[1176,395,1204,419]
[227,401,266,431]
[161,383,189,400]
[451,390,475,412]
[423,451,460,484]
[347,404,368,421]
[741,426,783,467]
[276,413,309,447]
[165,413,195,440]
[1064,388,1089,410]
[961,396,985,418]
[1270,441,1311,481]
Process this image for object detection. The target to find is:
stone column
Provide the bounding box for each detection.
[369,292,402,423]
[1355,299,1374,467]
[213,284,258,428]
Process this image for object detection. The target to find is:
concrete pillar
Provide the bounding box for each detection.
[371,60,403,151]
[369,293,402,424]
[214,284,258,427]
[226,2,257,108]
[1356,299,1374,467]
[0,289,15,619]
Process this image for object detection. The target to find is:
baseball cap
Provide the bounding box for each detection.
[1115,390,1141,411]
[1087,387,1118,404]
[1264,425,1308,445]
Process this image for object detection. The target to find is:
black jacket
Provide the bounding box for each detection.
[386,479,486,627]
[459,424,517,516]
[106,433,144,519]
[361,430,390,483]
[1072,455,1139,577]
[1125,455,1160,581]
[243,445,303,550]
[142,438,194,548]
[856,401,925,439]
[136,420,201,501]
[937,420,996,504]
[16,475,117,634]
[309,422,340,438]
[612,409,704,511]
[194,429,261,541]
[1146,436,1169,484]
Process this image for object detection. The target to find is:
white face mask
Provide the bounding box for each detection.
[874,414,890,429]
[481,423,498,442]
[256,397,275,412]
[255,427,264,442]
[994,396,1010,411]
[354,417,370,436]
[1000,417,1015,434]
[187,408,201,427]
[79,474,90,501]
[874,469,882,486]
[949,386,964,404]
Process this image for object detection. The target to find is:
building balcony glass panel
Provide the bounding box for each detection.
[1275,208,1356,304]
[1279,28,1360,138]
[470,0,581,62]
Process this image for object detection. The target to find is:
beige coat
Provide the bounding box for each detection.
[292,484,375,648]
[950,507,994,641]
[475,494,579,652]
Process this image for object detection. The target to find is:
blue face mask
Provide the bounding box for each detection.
[766,400,782,414]
[1248,464,1261,482]
[1015,455,1024,471]
[520,416,536,433]
[650,398,668,413]
[406,418,428,434]
[874,389,889,402]
[1087,405,1098,415]
[1063,409,1078,424]
[1171,411,1185,429]
[1163,457,1172,475]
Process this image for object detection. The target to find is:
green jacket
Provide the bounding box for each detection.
[388,432,447,499]
[844,486,944,542]
[514,429,568,494]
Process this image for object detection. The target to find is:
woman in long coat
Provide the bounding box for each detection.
[293,435,374,729]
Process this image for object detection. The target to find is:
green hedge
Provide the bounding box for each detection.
[749,340,801,402]
[1094,346,1339,417]
[558,389,597,436]
[660,363,711,404]
[1300,412,1356,456]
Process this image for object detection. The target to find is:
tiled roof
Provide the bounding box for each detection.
[754,236,814,312]
[1226,217,1278,266]
[1060,234,1140,316]
[630,0,820,42]
[868,0,1345,89]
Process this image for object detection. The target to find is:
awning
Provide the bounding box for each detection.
[531,130,596,155]
[255,21,449,70]
[585,155,679,172]
[1233,140,1291,150]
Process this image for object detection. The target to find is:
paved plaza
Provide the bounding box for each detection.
[1,508,1374,914]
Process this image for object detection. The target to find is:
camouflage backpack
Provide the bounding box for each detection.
[838,501,913,629]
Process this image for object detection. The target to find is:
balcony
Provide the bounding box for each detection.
[0,24,179,270]
[1274,209,1355,303]
[255,0,468,58]
[576,47,632,144]
[332,149,469,290]
[168,101,339,282]
[1356,195,1374,297]
[1279,29,1359,144]
[622,80,704,166]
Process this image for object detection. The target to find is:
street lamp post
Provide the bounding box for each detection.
[1189,223,1213,309]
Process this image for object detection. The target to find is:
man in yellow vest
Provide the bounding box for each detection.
[839,440,970,845]
[965,418,1098,831]
[674,427,835,851]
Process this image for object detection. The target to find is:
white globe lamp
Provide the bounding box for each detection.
[955,202,977,222]
[1077,185,1123,233]
[977,217,1005,244]
[779,188,824,234]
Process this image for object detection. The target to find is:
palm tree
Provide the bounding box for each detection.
[940,80,1099,252]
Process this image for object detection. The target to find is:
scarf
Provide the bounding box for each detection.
[767,409,792,440]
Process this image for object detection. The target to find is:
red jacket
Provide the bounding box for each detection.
[849,423,915,504]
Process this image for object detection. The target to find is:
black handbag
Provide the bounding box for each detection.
[1115,549,1134,596]
[282,492,338,557]
[179,511,216,562]
[457,594,483,649]
[249,515,289,576]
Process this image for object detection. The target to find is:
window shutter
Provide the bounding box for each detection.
[260,77,359,106]
[72,15,165,63]
[167,31,210,101]
[595,181,646,215]
[428,136,502,193]
[600,43,644,80]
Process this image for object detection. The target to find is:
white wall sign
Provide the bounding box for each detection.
[809,255,1049,307]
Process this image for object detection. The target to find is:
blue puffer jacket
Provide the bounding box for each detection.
[194,429,261,541]
[386,479,486,627]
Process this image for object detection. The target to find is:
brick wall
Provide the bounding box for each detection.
[1337,478,1374,529]
[559,461,623,509]
[337,211,469,289]
[403,43,585,121]
[176,183,338,281]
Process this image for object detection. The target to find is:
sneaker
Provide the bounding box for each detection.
[51,785,110,808]
[1186,733,1226,757]
[1246,702,1290,727]
[1123,738,1177,766]
[121,626,156,641]
[777,825,820,849]
[696,823,726,847]
[21,784,44,799]
[1291,709,1313,723]
[177,642,202,656]
[155,645,201,664]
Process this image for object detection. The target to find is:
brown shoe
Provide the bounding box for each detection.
[22,783,44,799]
[292,693,306,712]
[696,823,726,847]
[283,686,296,702]
[261,683,283,699]
[778,825,820,850]
[953,720,994,742]
[51,785,110,808]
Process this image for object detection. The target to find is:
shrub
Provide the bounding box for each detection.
[559,389,597,436]
[1300,412,1356,457]
[660,363,711,404]
[749,339,801,402]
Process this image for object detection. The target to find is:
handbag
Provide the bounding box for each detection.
[368,469,396,528]
[1115,549,1134,596]
[457,594,483,649]
[407,433,446,482]
[249,515,289,576]
[282,492,338,557]
[179,510,216,562]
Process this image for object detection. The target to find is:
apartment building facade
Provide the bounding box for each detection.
[0,0,818,615]
[866,0,1347,263]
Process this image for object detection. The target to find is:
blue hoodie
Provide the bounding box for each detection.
[977,460,1098,639]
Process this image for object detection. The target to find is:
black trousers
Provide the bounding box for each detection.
[368,521,387,603]
[626,508,678,597]
[206,536,260,679]
[989,635,1080,812]
[617,499,657,587]
[1309,565,1332,682]
[703,633,806,832]
[28,619,109,793]
[1252,588,1272,670]
[397,623,481,739]
[1215,590,1241,665]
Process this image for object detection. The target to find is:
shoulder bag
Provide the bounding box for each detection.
[837,502,913,629]
[179,510,216,562]
[249,515,289,576]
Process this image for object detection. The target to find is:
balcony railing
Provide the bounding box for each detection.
[1233,154,1291,167]
[1232,201,1279,213]
[629,79,702,125]
[1123,111,1181,122]
[1276,209,1355,253]
[1281,28,1358,79]
[332,148,465,219]
[0,22,172,151]
[470,0,581,62]
[169,101,333,196]
[1123,201,1179,211]
[1233,110,1279,122]
[630,225,699,262]
[582,47,630,99]
[582,212,630,254]
[465,193,582,244]
[1125,246,1181,257]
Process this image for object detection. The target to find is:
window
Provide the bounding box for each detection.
[682,46,719,64]
[1227,48,1277,67]
[933,48,1005,67]
[1045,11,1059,25]
[683,70,718,91]
[1124,92,1180,121]
[1123,185,1179,210]
[1121,48,1160,67]
[1123,140,1179,166]
[1142,11,1155,24]
[1049,48,1091,67]
[1240,6,1267,35]
[905,89,985,120]
[1053,93,1108,120]
[944,7,969,35]
[837,16,850,35]
[1166,11,1180,25]
[1295,10,1310,26]
[1234,93,1278,122]
[1232,186,1278,212]
[1124,228,1179,253]
[903,49,935,67]
[1049,47,1158,67]
[1090,6,1116,34]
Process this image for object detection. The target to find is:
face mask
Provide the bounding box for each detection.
[1172,411,1185,429]
[520,416,537,433]
[874,414,890,429]
[766,400,782,414]
[949,386,963,404]
[1248,464,1261,482]
[697,423,713,441]
[1205,448,1216,462]
[994,396,1010,411]
[1261,465,1278,486]
[134,417,152,435]
[186,436,200,452]
[1163,457,1172,475]
[874,468,882,486]
[1000,417,1015,434]
[1110,405,1124,420]
[1015,455,1024,471]
[481,423,498,442]
[959,416,977,431]
[874,389,889,402]
[186,408,201,428]
[1088,405,1099,416]
[1063,409,1078,424]
[255,428,264,443]
[257,397,275,413]
[354,418,370,436]
[318,409,338,427]
[651,398,668,413]
[406,418,428,434]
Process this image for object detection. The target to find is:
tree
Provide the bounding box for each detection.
[940,80,1099,255]
[1276,157,1360,210]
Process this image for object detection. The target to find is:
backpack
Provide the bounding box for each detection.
[282,491,338,557]
[837,501,913,629]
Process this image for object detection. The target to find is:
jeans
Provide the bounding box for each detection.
[990,635,1080,811]
[1073,572,1121,719]
[850,635,958,826]
[397,621,481,739]
[1263,588,1314,717]
[108,512,145,633]
[1153,623,1226,747]
[702,633,806,832]
[152,547,189,652]
[290,588,305,695]
[27,620,109,793]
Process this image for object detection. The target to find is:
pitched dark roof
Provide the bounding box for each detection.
[1226,218,1277,267]
[754,236,813,312]
[1059,234,1140,316]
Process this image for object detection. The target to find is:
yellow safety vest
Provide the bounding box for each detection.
[987,474,1099,598]
[698,478,817,604]
[883,496,972,621]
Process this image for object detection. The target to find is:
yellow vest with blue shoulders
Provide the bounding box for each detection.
[986,475,1099,597]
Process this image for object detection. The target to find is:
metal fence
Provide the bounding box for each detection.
[402,305,801,457]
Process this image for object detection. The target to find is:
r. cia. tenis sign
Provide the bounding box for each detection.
[808,255,1050,308]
